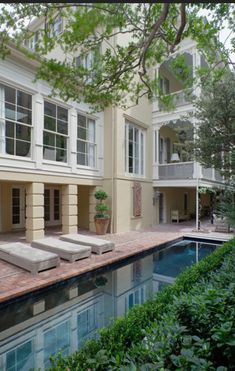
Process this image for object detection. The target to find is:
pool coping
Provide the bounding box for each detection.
[0,234,227,307]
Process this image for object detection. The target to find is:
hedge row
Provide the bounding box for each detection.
[49,238,235,370]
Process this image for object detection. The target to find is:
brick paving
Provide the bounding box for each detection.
[0,220,233,303]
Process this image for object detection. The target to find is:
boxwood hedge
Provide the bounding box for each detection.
[48,238,235,371]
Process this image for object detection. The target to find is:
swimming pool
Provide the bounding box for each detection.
[0,237,223,370]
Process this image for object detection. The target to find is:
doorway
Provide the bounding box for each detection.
[159,192,165,223]
[11,186,26,229]
[44,188,61,226]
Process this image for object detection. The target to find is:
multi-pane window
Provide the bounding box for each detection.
[77,113,96,167]
[77,305,97,347]
[25,31,39,51]
[0,84,32,157]
[43,101,68,162]
[125,121,144,176]
[44,320,70,369]
[6,340,34,371]
[50,16,63,36]
[126,287,145,312]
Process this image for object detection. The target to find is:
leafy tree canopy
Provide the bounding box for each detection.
[0,3,234,110]
[194,71,235,178]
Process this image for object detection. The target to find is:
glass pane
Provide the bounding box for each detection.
[43,131,55,146]
[13,206,20,214]
[5,85,15,104]
[44,116,56,132]
[77,140,86,153]
[77,153,86,165]
[129,126,133,141]
[16,124,31,141]
[5,103,15,121]
[57,106,68,122]
[12,215,20,224]
[56,148,67,162]
[17,90,32,110]
[12,188,20,197]
[57,120,68,135]
[77,114,86,128]
[134,290,140,304]
[43,146,56,161]
[6,138,14,155]
[88,119,95,142]
[6,121,14,138]
[44,101,56,117]
[56,135,67,149]
[16,141,31,157]
[77,127,86,140]
[128,293,134,309]
[17,107,32,125]
[6,350,16,370]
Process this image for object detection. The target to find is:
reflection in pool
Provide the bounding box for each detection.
[0,238,221,370]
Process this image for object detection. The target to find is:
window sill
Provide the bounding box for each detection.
[0,154,34,162]
[42,160,69,167]
[131,216,143,220]
[76,165,98,171]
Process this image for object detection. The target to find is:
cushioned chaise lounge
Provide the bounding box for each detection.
[31,238,91,262]
[0,242,60,275]
[60,234,115,255]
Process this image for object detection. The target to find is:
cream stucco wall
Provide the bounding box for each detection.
[77,185,90,230]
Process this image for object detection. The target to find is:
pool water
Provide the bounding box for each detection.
[0,238,221,370]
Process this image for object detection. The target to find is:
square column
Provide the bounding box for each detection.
[62,185,78,234]
[89,186,98,232]
[26,183,44,242]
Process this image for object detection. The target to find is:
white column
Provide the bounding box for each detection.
[69,108,77,173]
[193,50,201,98]
[154,128,160,179]
[33,94,44,169]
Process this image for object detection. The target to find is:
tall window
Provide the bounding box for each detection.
[77,113,96,167]
[6,340,34,371]
[44,320,70,369]
[125,121,144,176]
[77,305,97,347]
[25,31,39,51]
[0,84,32,157]
[43,101,68,162]
[50,16,63,36]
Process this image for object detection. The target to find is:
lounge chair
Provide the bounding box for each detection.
[0,242,60,275]
[60,234,115,255]
[31,238,91,262]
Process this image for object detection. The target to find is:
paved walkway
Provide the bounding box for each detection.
[0,220,233,303]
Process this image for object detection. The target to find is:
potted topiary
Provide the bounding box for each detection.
[94,189,110,235]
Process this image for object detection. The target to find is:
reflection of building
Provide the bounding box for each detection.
[0,255,154,370]
[0,288,105,371]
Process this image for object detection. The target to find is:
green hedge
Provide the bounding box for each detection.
[48,238,235,370]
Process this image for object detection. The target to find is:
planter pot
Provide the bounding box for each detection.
[94,217,110,235]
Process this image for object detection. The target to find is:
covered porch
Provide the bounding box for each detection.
[0,181,99,242]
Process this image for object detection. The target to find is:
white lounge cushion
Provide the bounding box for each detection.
[31,238,91,262]
[60,234,115,255]
[0,242,60,275]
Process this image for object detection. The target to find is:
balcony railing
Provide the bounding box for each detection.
[158,89,192,111]
[202,167,213,179]
[158,162,194,179]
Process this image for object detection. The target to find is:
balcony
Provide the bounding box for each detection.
[158,162,194,180]
[158,89,192,112]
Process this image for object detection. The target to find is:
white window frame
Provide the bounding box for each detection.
[77,304,98,347]
[49,15,63,37]
[125,120,145,177]
[4,339,34,371]
[0,83,33,159]
[125,285,146,313]
[43,100,68,164]
[77,113,96,168]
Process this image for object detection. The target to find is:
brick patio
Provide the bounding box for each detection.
[0,220,233,303]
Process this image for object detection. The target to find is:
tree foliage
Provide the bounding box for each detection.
[0,3,234,110]
[194,72,235,178]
